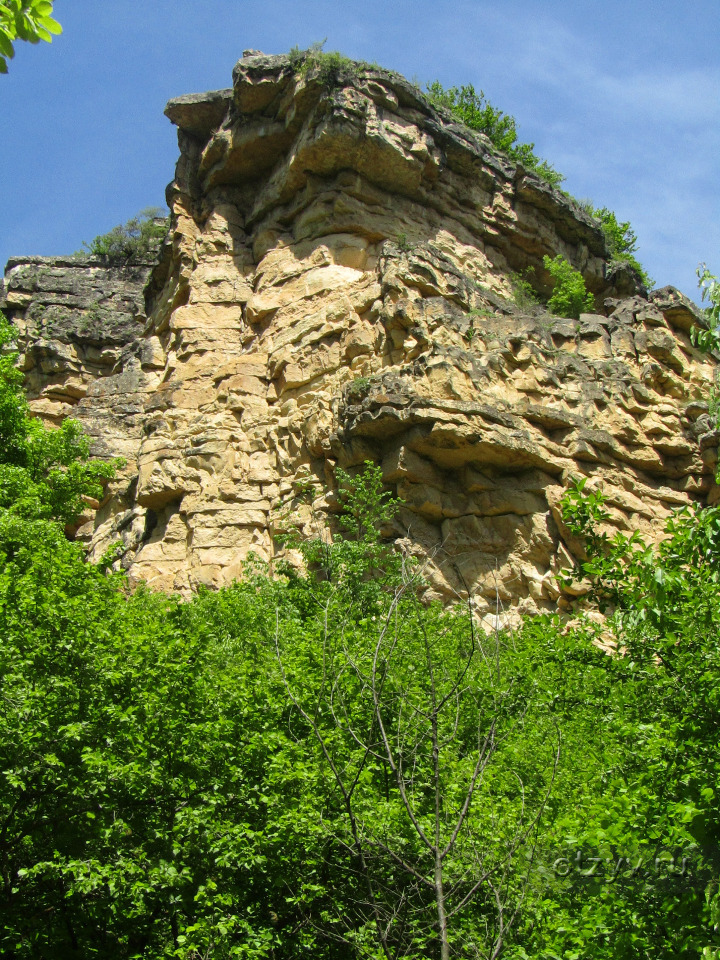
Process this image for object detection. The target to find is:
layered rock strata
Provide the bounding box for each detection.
[1,254,160,458]
[2,52,718,622]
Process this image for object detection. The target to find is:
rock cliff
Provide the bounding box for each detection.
[2,51,718,623]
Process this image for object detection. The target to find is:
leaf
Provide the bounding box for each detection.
[0,32,14,58]
[38,15,61,35]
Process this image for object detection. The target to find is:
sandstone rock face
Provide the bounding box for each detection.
[3,53,718,622]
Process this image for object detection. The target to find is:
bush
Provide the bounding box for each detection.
[691,263,720,353]
[0,318,118,525]
[543,254,595,319]
[426,81,565,188]
[592,205,653,288]
[83,207,167,263]
[510,268,541,311]
[526,480,720,960]
[288,40,365,86]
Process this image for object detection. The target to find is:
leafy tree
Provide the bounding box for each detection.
[426,81,564,188]
[274,465,564,959]
[543,253,595,319]
[0,0,61,73]
[697,264,720,328]
[688,265,720,483]
[517,479,720,960]
[4,304,720,959]
[0,444,561,958]
[0,355,322,958]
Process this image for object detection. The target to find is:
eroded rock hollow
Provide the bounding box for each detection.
[2,52,718,623]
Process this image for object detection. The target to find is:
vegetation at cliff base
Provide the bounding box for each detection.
[2,302,720,957]
[0,320,117,524]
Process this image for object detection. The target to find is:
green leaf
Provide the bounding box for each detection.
[38,15,61,35]
[0,32,14,58]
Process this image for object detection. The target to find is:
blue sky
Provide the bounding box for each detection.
[1,0,717,303]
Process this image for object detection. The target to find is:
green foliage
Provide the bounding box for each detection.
[424,83,652,281]
[277,461,404,615]
[689,265,720,483]
[592,205,654,288]
[708,383,720,429]
[539,479,720,959]
[543,253,595,319]
[698,264,720,328]
[0,0,61,73]
[83,207,168,263]
[346,376,371,400]
[4,322,720,957]
[463,308,493,344]
[0,318,118,525]
[349,374,370,391]
[691,264,720,353]
[276,582,561,958]
[0,440,559,957]
[510,268,541,311]
[289,40,364,86]
[0,539,312,958]
[593,205,637,257]
[426,81,564,188]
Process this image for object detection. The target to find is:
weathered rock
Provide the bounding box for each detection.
[0,254,159,454]
[2,53,717,615]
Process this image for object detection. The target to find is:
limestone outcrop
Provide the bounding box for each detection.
[2,52,718,622]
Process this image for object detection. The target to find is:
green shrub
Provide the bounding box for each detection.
[346,375,371,400]
[593,205,638,259]
[0,319,119,524]
[83,207,167,263]
[289,40,363,86]
[517,486,720,960]
[543,254,595,319]
[592,205,653,287]
[510,268,540,310]
[691,263,720,354]
[426,81,564,188]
